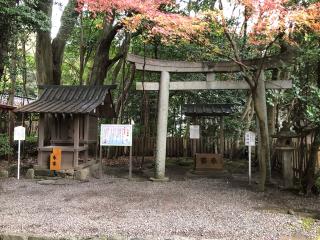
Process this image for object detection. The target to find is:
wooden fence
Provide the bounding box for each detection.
[111,136,318,181]
[272,140,312,180]
[111,137,235,158]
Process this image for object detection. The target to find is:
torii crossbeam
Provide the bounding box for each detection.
[127,53,292,181]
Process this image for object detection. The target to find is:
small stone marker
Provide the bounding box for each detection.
[0,169,9,178]
[25,169,35,179]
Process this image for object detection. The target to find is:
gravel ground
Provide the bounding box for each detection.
[0,176,319,240]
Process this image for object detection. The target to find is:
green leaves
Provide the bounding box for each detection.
[0,0,50,32]
[0,134,13,157]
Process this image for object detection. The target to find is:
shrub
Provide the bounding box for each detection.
[24,135,38,157]
[0,134,13,157]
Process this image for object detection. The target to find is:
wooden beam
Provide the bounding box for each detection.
[37,113,45,167]
[136,80,292,91]
[127,50,295,73]
[84,114,89,162]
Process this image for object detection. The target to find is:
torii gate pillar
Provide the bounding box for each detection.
[151,71,170,181]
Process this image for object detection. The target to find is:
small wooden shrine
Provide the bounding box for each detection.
[15,85,116,170]
[182,103,236,171]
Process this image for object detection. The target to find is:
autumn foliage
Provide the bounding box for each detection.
[240,0,320,44]
[78,0,320,46]
[77,0,207,42]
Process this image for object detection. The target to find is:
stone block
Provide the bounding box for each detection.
[25,169,35,179]
[74,168,90,181]
[107,235,126,240]
[37,180,57,185]
[0,234,27,240]
[90,163,101,179]
[65,169,74,176]
[0,170,9,178]
[34,169,50,177]
[28,236,57,240]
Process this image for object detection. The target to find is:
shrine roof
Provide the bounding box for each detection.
[0,104,16,111]
[15,85,116,118]
[182,104,237,117]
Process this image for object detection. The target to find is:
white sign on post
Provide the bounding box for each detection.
[14,126,26,141]
[100,124,133,146]
[190,125,200,139]
[14,126,26,180]
[245,131,256,185]
[100,124,133,179]
[245,131,256,146]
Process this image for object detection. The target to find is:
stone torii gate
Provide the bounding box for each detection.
[127,53,292,181]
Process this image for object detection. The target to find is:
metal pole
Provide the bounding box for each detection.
[129,146,132,180]
[17,140,21,180]
[99,145,103,178]
[249,145,251,185]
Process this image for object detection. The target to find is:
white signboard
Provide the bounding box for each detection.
[245,131,256,146]
[14,126,25,180]
[100,124,132,146]
[14,126,26,141]
[190,125,200,139]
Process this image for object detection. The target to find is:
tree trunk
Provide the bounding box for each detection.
[36,0,78,86]
[252,71,270,191]
[0,0,15,81]
[267,101,276,166]
[35,0,54,86]
[304,127,320,195]
[7,38,18,163]
[304,50,320,195]
[89,18,124,86]
[79,12,85,85]
[52,0,79,85]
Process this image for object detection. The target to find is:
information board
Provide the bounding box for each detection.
[190,125,200,139]
[14,126,26,141]
[100,124,132,146]
[245,131,256,146]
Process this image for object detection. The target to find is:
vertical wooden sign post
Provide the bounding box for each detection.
[190,125,200,157]
[100,124,133,179]
[245,131,256,185]
[14,126,26,180]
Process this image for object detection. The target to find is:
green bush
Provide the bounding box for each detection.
[24,135,38,157]
[0,134,13,156]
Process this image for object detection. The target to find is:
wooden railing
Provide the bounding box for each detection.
[272,141,312,180]
[110,136,235,158]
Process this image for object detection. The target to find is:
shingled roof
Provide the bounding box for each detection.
[0,104,16,111]
[15,85,116,117]
[182,104,236,117]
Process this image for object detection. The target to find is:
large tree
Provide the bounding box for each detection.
[35,0,79,86]
[77,0,206,86]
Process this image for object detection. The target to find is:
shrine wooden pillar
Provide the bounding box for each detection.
[73,114,80,168]
[84,114,89,162]
[37,113,45,166]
